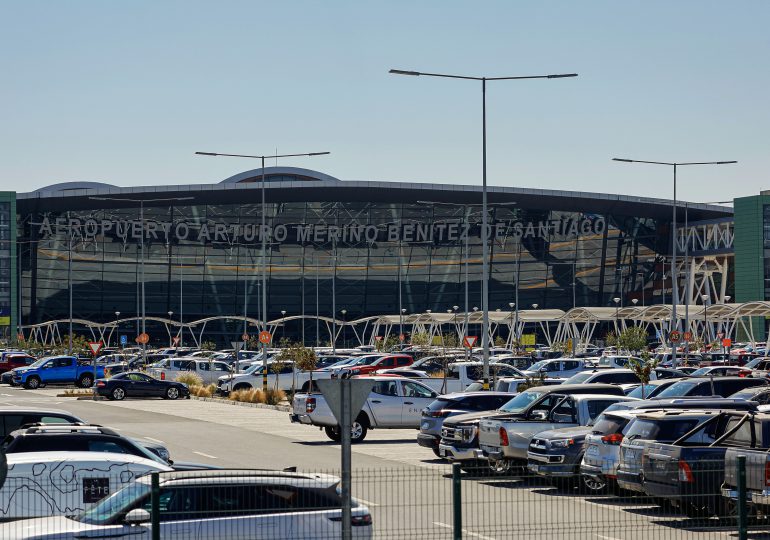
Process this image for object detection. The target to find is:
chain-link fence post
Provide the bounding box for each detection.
[151,471,160,540]
[452,463,462,540]
[737,455,747,540]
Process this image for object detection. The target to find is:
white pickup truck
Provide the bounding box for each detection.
[290,376,439,442]
[148,358,232,385]
[385,362,526,394]
[478,393,636,473]
[217,360,327,394]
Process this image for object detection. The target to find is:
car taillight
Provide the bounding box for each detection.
[678,459,694,483]
[601,433,623,445]
[765,461,770,486]
[425,410,450,418]
[96,381,106,387]
[160,372,165,380]
[499,427,509,447]
[306,397,316,413]
[328,513,373,526]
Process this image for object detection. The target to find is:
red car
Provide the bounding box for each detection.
[343,354,413,377]
[0,353,36,374]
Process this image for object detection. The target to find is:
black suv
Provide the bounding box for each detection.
[2,424,168,465]
[656,376,768,399]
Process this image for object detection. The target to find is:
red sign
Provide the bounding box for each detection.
[241,333,250,341]
[136,333,149,345]
[374,336,383,341]
[172,336,181,346]
[722,338,732,348]
[682,332,692,342]
[259,331,272,344]
[463,336,478,348]
[88,341,103,356]
[669,331,681,343]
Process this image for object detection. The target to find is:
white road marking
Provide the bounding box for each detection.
[193,451,218,459]
[352,497,379,507]
[433,521,497,540]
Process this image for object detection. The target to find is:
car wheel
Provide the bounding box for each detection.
[78,374,93,388]
[112,387,126,401]
[580,474,608,494]
[488,459,512,476]
[233,383,251,392]
[165,387,180,400]
[350,417,368,443]
[24,377,40,390]
[324,426,342,442]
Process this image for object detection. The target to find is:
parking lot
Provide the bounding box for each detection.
[0,385,749,539]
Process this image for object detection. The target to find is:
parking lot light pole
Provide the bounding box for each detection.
[90,196,193,364]
[393,68,577,390]
[702,294,710,345]
[612,158,736,366]
[195,151,330,390]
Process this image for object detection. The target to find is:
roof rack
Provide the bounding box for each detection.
[18,424,119,437]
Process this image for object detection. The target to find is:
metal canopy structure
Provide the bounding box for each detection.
[19,302,770,350]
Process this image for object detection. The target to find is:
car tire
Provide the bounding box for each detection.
[233,383,251,392]
[78,374,93,388]
[111,387,126,401]
[165,387,180,400]
[24,376,40,390]
[580,474,608,494]
[324,426,342,442]
[350,415,368,443]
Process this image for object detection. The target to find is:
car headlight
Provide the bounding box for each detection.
[550,439,574,448]
[157,449,170,461]
[461,426,478,442]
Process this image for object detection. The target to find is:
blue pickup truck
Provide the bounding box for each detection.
[13,356,105,389]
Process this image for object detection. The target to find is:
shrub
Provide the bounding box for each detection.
[190,384,216,398]
[175,372,204,387]
[264,388,286,405]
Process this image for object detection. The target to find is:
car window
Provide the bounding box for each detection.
[401,381,434,399]
[141,487,202,522]
[586,400,619,421]
[625,419,700,442]
[88,440,131,454]
[213,363,230,372]
[550,397,577,423]
[722,418,753,446]
[372,381,398,397]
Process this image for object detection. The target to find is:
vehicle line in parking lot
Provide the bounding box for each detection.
[193,451,218,459]
[433,521,497,540]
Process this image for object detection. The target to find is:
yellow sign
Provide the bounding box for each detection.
[520,333,536,346]
[0,316,11,326]
[566,338,573,351]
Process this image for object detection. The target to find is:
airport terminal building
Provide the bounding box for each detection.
[13,167,735,344]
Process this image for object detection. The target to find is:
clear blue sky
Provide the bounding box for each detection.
[2,0,768,203]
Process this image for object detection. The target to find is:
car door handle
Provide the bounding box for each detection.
[370,400,381,404]
[404,401,414,405]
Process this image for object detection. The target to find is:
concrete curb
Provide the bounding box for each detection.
[192,396,291,412]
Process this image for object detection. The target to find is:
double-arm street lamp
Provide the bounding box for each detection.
[612,158,736,366]
[195,151,329,390]
[392,68,577,390]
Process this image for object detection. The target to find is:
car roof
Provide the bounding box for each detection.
[0,408,81,417]
[439,392,514,399]
[6,451,173,469]
[527,383,622,394]
[636,409,734,420]
[568,394,636,401]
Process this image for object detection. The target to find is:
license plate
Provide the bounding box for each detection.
[586,445,599,456]
[624,450,636,460]
[439,448,446,457]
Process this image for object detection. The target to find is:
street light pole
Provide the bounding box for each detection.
[392,68,576,390]
[195,150,329,389]
[613,158,736,366]
[702,294,710,345]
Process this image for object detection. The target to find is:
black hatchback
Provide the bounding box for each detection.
[95,371,190,401]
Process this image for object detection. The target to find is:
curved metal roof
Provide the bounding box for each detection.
[219,167,341,184]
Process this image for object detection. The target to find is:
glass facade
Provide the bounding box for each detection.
[18,188,674,344]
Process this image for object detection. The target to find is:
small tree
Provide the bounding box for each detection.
[616,326,649,355]
[200,341,217,351]
[286,342,318,393]
[550,341,572,356]
[604,331,618,349]
[410,332,430,347]
[442,333,460,348]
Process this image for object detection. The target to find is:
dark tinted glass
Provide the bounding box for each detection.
[591,415,629,435]
[625,419,700,442]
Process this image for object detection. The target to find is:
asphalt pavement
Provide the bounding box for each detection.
[0,386,745,539]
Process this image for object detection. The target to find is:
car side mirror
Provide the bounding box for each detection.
[530,410,548,421]
[125,508,151,525]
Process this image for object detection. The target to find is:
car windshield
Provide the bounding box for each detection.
[689,367,713,376]
[624,418,700,442]
[73,482,150,525]
[527,361,549,372]
[656,380,701,398]
[498,391,544,413]
[626,384,654,399]
[26,359,47,368]
[564,372,593,384]
[744,358,763,369]
[359,357,382,366]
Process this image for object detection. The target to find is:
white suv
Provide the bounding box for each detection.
[0,470,373,539]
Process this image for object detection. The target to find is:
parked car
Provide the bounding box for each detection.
[655,376,768,398]
[728,385,770,405]
[418,392,513,456]
[438,384,626,474]
[0,469,373,540]
[479,394,636,474]
[14,356,106,389]
[291,376,438,442]
[687,366,753,378]
[0,351,36,374]
[492,377,564,393]
[563,368,641,386]
[95,371,190,401]
[401,362,526,394]
[148,358,232,384]
[616,410,725,494]
[342,354,413,377]
[643,410,770,518]
[521,359,587,379]
[624,379,681,399]
[723,413,770,516]
[0,451,172,520]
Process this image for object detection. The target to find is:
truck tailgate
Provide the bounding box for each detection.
[725,447,769,492]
